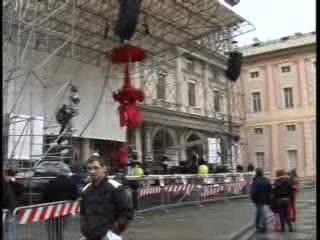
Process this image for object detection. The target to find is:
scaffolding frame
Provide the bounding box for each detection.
[2,0,253,170]
[3,1,79,169]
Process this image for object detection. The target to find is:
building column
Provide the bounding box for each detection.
[80,138,90,163]
[303,121,314,177]
[270,124,279,177]
[176,51,183,111]
[202,63,209,116]
[178,130,187,162]
[297,59,309,107]
[144,125,153,162]
[265,64,276,112]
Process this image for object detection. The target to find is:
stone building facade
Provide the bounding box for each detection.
[238,32,316,177]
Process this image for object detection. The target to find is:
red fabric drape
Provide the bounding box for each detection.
[117,147,127,167]
[109,46,145,130]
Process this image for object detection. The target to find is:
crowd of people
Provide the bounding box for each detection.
[250,168,299,233]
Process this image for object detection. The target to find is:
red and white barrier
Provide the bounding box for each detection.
[164,184,195,195]
[16,201,80,224]
[138,187,161,197]
[224,181,246,193]
[201,185,223,198]
[201,181,246,198]
[138,184,196,198]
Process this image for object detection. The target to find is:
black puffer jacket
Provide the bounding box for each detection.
[273,175,293,200]
[80,178,134,240]
[250,176,272,205]
[43,175,79,203]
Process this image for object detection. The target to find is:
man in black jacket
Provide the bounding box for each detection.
[80,155,133,240]
[250,168,272,232]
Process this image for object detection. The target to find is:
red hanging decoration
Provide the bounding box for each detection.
[109,45,146,64]
[109,45,146,130]
[117,144,128,168]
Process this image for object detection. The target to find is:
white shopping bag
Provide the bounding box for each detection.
[102,230,122,240]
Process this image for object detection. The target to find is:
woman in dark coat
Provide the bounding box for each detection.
[273,169,293,232]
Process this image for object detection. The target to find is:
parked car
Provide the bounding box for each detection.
[16,161,74,205]
[33,161,71,177]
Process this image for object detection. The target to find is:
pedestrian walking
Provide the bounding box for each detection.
[273,169,293,232]
[189,150,199,174]
[250,168,272,232]
[2,170,17,212]
[80,155,134,240]
[43,167,79,240]
[288,169,299,222]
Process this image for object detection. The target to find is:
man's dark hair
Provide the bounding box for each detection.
[236,164,244,172]
[290,169,298,178]
[87,155,106,167]
[255,168,263,177]
[247,163,255,172]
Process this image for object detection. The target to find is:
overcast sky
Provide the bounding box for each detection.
[229,0,316,46]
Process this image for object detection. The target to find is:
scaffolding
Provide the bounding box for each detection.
[2,0,254,170]
[3,1,80,169]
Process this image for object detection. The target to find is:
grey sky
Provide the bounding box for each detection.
[230,0,316,46]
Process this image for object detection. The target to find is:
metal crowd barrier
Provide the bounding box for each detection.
[129,172,258,211]
[3,209,9,240]
[5,201,82,240]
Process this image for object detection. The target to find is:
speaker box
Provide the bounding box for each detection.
[114,0,141,41]
[224,0,240,7]
[225,51,243,81]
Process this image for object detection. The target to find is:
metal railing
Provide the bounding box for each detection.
[4,201,81,240]
[3,209,10,240]
[130,172,254,211]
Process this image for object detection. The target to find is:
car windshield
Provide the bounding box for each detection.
[36,162,66,169]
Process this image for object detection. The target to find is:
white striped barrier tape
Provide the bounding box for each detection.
[16,201,80,224]
[201,185,223,198]
[201,181,246,198]
[164,184,195,195]
[138,184,197,198]
[138,181,248,199]
[138,187,162,197]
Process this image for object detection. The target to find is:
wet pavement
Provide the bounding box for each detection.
[249,204,316,240]
[123,188,316,240]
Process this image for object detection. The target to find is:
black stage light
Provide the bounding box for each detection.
[224,0,240,7]
[114,0,141,41]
